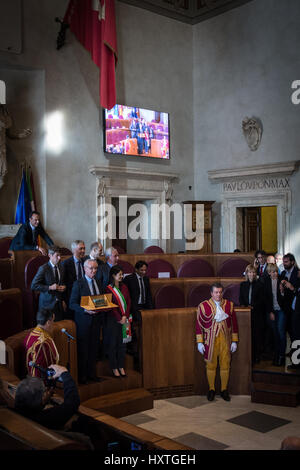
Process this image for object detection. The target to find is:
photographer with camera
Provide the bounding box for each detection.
[14,364,80,430]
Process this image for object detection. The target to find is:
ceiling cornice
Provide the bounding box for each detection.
[117,0,254,25]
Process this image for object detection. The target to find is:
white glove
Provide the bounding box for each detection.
[198,343,205,354]
[230,342,237,353]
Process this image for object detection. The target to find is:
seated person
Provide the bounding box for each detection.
[14,364,80,431]
[31,245,67,322]
[25,308,59,378]
[10,210,53,255]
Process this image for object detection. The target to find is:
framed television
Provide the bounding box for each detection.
[103,104,170,159]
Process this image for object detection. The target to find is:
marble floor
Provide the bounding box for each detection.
[121,394,300,450]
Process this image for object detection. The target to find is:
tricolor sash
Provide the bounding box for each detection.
[107,285,132,343]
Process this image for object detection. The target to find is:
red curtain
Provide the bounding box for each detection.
[64,0,117,110]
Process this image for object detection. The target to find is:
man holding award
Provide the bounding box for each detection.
[69,259,105,384]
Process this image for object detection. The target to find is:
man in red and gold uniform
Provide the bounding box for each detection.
[25,308,59,378]
[196,283,238,402]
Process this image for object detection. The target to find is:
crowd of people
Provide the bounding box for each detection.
[239,250,300,368]
[9,211,154,385]
[7,211,300,440]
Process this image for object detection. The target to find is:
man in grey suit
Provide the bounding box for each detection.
[31,245,67,321]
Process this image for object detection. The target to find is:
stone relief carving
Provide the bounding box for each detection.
[163,180,173,202]
[0,104,32,189]
[242,116,262,151]
[97,177,106,198]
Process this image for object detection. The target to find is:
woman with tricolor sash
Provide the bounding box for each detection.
[106,265,131,378]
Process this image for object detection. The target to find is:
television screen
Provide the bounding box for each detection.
[103,104,170,159]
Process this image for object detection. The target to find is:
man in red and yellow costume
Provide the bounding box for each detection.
[25,307,59,378]
[196,283,238,402]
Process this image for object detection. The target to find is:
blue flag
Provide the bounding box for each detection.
[15,169,31,224]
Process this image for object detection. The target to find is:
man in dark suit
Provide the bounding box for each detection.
[84,241,104,280]
[254,250,268,281]
[123,260,153,369]
[31,245,67,321]
[98,246,119,290]
[62,240,86,317]
[69,258,104,384]
[280,253,300,360]
[264,264,286,366]
[123,260,153,320]
[10,211,53,255]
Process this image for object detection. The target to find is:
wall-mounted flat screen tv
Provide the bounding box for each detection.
[103,104,170,159]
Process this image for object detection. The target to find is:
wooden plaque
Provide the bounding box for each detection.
[80,293,117,311]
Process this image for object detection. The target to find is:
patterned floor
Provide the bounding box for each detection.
[121,395,300,450]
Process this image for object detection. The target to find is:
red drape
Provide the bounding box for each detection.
[64,0,117,110]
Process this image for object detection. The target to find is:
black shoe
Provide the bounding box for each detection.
[112,369,121,378]
[207,390,215,401]
[118,369,127,377]
[220,390,231,401]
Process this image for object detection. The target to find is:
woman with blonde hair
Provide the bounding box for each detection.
[239,264,264,364]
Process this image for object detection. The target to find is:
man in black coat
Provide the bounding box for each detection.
[31,245,67,321]
[62,240,86,317]
[123,260,153,320]
[98,246,119,290]
[83,241,104,280]
[10,211,53,255]
[280,253,299,352]
[69,258,104,384]
[264,264,286,366]
[123,260,153,369]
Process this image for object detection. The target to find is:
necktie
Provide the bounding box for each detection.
[260,265,263,276]
[32,228,36,245]
[90,280,95,296]
[54,265,59,284]
[249,284,252,305]
[140,277,146,304]
[77,261,83,279]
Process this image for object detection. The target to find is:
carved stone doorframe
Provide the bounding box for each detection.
[221,192,291,254]
[208,161,299,254]
[89,165,178,252]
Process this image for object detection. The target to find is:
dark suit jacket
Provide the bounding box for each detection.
[10,222,53,251]
[280,266,299,308]
[264,276,285,314]
[280,266,299,287]
[62,256,84,303]
[31,261,66,310]
[98,263,112,291]
[239,280,264,311]
[123,273,153,314]
[69,277,104,320]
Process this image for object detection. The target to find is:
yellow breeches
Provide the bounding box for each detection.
[205,332,231,391]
